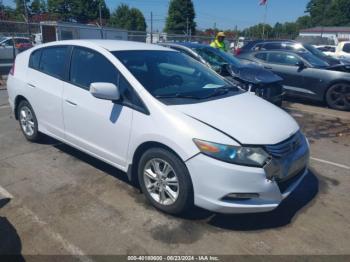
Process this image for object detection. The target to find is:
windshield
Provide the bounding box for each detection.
[299,52,329,67]
[194,47,242,68]
[113,50,239,100]
[303,44,329,59]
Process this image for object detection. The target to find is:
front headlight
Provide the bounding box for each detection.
[193,139,270,167]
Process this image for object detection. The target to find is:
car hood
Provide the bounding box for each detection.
[171,93,299,145]
[230,63,283,84]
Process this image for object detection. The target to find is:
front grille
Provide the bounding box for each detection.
[277,168,306,193]
[256,83,283,99]
[265,132,302,158]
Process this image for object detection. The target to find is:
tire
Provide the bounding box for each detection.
[325,83,350,111]
[17,100,41,142]
[137,148,194,215]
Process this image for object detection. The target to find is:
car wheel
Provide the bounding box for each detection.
[138,148,193,215]
[17,100,41,142]
[325,83,350,111]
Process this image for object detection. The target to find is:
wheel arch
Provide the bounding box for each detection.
[324,79,350,100]
[127,141,192,186]
[14,95,28,120]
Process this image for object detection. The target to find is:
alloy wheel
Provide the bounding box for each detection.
[19,106,35,137]
[326,83,350,110]
[143,158,179,206]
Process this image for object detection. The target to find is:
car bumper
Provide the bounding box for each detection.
[186,134,309,214]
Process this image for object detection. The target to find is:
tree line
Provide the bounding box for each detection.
[1,0,350,38]
[0,0,147,32]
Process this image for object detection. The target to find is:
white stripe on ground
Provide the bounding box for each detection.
[0,187,93,262]
[0,105,10,109]
[0,185,14,198]
[311,157,350,170]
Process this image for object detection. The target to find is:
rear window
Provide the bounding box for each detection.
[29,49,42,70]
[39,46,68,79]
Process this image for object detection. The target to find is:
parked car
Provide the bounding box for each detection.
[237,40,348,66]
[335,41,350,60]
[238,50,350,111]
[0,37,33,75]
[7,40,310,215]
[159,42,284,106]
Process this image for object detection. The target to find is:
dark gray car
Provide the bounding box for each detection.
[160,42,284,106]
[238,50,350,111]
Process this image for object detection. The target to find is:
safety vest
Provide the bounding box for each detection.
[210,39,227,52]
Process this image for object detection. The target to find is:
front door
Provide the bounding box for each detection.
[63,46,133,169]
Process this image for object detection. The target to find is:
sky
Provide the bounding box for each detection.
[3,0,310,31]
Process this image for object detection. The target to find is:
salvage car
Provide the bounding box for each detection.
[160,42,284,106]
[238,50,350,111]
[238,40,349,66]
[7,40,310,215]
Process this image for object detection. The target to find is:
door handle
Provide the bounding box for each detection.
[65,100,77,106]
[264,66,272,70]
[27,83,36,88]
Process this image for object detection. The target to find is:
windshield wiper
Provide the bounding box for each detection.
[155,94,202,99]
[201,86,237,99]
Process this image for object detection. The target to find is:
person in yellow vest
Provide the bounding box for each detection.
[210,32,228,52]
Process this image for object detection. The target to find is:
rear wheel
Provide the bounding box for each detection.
[325,83,350,111]
[138,148,193,215]
[17,100,41,142]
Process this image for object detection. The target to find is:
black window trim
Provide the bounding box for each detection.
[66,45,149,115]
[28,45,71,81]
[29,48,43,70]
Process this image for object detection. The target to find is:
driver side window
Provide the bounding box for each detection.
[267,52,300,66]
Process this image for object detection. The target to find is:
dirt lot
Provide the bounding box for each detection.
[0,89,349,260]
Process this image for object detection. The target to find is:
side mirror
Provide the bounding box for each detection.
[90,82,120,101]
[296,61,306,69]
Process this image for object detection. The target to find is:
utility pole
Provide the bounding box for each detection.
[99,1,103,39]
[150,12,153,43]
[186,17,189,41]
[23,0,31,36]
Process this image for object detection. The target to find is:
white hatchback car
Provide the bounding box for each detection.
[7,40,310,215]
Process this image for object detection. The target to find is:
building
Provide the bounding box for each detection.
[39,21,129,43]
[299,27,350,43]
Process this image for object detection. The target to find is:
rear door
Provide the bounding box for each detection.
[26,46,69,138]
[62,46,134,168]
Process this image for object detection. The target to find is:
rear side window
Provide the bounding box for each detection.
[267,52,299,65]
[255,53,267,61]
[39,46,68,79]
[343,43,350,53]
[29,50,42,70]
[262,43,282,50]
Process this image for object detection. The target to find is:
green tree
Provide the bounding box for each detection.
[47,0,110,23]
[109,4,146,31]
[165,0,196,34]
[30,0,47,15]
[13,0,30,15]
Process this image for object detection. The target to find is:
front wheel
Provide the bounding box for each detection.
[138,148,194,215]
[17,100,41,142]
[325,83,350,111]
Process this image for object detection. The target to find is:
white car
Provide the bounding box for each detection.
[335,41,350,60]
[7,40,310,215]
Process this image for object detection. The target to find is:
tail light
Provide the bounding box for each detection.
[9,60,15,76]
[235,48,241,56]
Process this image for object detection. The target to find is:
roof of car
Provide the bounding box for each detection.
[37,40,174,52]
[161,42,209,49]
